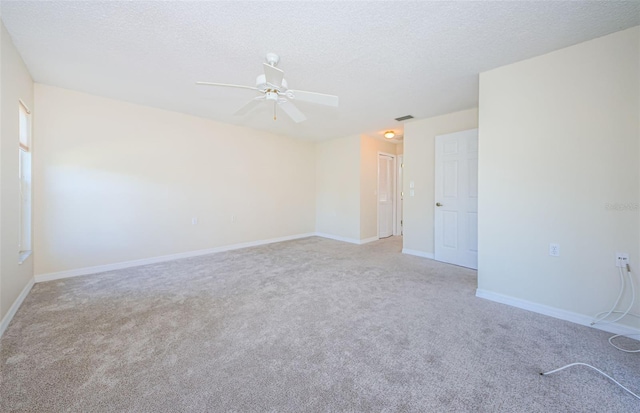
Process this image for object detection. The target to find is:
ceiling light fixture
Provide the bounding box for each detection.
[384,131,395,139]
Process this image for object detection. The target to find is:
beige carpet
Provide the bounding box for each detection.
[1,236,638,412]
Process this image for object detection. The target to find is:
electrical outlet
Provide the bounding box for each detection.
[615,252,629,268]
[549,243,560,257]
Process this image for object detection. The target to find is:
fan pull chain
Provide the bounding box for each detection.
[274,102,277,120]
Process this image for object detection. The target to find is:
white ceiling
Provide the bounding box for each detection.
[2,1,639,141]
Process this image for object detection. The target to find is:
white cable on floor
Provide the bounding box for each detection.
[541,362,640,401]
[608,334,640,353]
[541,266,639,401]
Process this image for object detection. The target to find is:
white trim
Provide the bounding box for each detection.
[314,232,358,245]
[377,151,396,239]
[314,233,380,245]
[18,250,32,265]
[0,277,35,338]
[476,289,640,337]
[19,98,31,114]
[395,154,403,236]
[402,248,435,259]
[35,233,315,283]
[36,232,385,283]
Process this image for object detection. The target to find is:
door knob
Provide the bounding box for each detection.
[436,202,443,207]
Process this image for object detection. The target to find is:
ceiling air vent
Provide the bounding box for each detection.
[394,115,414,122]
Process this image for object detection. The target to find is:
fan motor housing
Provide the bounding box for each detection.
[256,74,287,91]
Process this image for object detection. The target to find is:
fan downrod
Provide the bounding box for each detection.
[265,53,280,67]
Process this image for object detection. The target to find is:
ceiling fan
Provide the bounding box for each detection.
[196,53,339,123]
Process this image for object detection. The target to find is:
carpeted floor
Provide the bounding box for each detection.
[1,236,638,412]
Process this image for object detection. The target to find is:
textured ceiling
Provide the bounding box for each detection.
[2,1,639,141]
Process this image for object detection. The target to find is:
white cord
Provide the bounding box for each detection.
[591,266,627,325]
[592,266,639,352]
[541,362,640,401]
[542,267,640,401]
[608,334,640,353]
[611,266,635,324]
[594,311,640,320]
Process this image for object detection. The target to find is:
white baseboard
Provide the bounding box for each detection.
[359,236,379,245]
[402,248,435,259]
[314,232,361,244]
[476,288,640,337]
[0,277,35,338]
[314,233,381,245]
[35,233,316,283]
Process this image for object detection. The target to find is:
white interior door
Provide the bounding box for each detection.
[434,129,478,269]
[396,155,403,236]
[378,154,395,239]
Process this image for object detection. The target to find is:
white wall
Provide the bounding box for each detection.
[0,22,34,322]
[360,135,396,240]
[402,109,478,256]
[33,84,316,275]
[315,135,361,241]
[478,27,639,329]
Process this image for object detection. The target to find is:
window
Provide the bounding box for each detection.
[19,100,32,261]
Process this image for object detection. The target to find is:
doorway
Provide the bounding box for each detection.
[378,153,396,239]
[396,155,403,236]
[434,129,478,269]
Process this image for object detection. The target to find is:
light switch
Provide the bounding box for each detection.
[409,181,415,189]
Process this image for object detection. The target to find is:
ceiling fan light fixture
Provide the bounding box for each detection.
[196,53,338,123]
[384,131,395,139]
[265,91,279,101]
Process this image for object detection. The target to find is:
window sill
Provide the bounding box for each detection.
[19,250,32,265]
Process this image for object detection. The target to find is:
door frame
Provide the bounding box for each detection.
[395,154,403,236]
[377,151,396,239]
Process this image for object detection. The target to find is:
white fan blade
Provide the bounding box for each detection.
[234,97,265,116]
[263,63,284,88]
[288,90,339,107]
[278,100,307,123]
[196,81,258,91]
